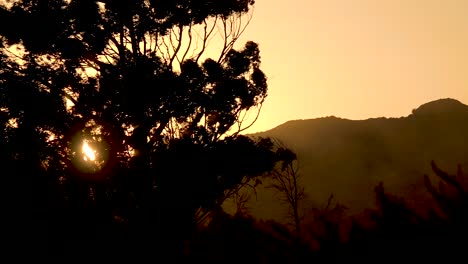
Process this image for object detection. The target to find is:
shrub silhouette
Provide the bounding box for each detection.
[189,211,303,264]
[338,161,468,262]
[182,161,468,263]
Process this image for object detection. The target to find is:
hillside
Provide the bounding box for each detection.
[237,98,468,221]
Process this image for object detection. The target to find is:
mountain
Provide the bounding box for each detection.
[236,98,468,222]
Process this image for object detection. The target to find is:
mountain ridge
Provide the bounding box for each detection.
[250,98,467,135]
[239,98,468,222]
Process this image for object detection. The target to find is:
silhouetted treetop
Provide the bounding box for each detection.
[0,0,275,258]
[0,0,267,177]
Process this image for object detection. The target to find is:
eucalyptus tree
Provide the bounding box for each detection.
[0,0,278,258]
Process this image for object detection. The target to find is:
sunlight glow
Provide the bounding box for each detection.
[82,141,96,161]
[7,118,18,128]
[65,97,75,111]
[126,145,137,157]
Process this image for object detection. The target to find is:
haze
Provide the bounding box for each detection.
[238,0,468,133]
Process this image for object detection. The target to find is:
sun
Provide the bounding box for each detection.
[82,141,96,161]
[68,120,111,179]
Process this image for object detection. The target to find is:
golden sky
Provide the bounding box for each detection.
[237,0,468,133]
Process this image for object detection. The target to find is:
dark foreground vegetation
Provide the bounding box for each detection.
[3,159,467,263]
[190,161,468,263]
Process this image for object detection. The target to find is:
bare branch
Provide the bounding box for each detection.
[195,17,218,63]
[269,144,305,237]
[218,17,229,63]
[233,101,264,136]
[180,23,193,63]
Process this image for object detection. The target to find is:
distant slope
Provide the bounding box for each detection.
[243,98,468,221]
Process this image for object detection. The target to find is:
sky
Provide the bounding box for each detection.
[236,0,468,133]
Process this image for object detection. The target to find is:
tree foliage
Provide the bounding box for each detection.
[0,0,279,258]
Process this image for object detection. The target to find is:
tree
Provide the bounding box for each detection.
[268,141,306,238]
[0,0,278,258]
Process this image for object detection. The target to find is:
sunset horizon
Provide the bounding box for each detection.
[236,0,468,133]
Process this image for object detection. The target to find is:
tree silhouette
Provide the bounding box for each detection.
[267,141,306,238]
[0,0,278,259]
